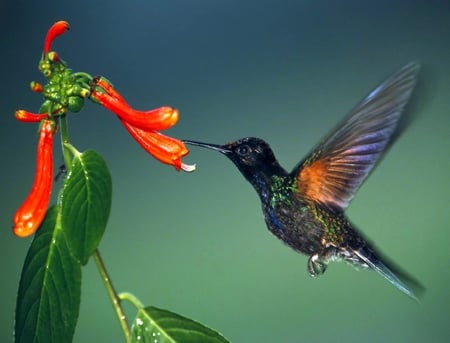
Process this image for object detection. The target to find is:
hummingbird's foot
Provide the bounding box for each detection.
[308,254,328,277]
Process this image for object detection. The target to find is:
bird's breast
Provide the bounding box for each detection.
[263,198,325,255]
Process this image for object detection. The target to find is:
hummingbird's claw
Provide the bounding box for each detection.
[308,254,328,276]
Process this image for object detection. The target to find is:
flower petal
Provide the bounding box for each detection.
[181,162,196,172]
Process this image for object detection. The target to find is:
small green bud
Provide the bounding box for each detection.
[68,96,85,113]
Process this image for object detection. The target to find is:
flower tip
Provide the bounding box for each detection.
[13,224,33,238]
[60,20,70,29]
[53,20,70,34]
[15,110,24,118]
[181,162,196,173]
[160,106,179,128]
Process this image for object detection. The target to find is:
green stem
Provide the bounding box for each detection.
[93,249,131,343]
[71,71,93,79]
[59,114,73,169]
[119,292,144,310]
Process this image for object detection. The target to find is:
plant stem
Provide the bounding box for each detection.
[119,292,144,310]
[59,114,73,169]
[93,249,131,343]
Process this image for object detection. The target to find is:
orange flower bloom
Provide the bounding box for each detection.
[15,110,48,123]
[90,77,195,172]
[13,120,56,237]
[43,20,69,53]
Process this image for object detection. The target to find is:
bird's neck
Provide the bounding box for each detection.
[245,163,289,204]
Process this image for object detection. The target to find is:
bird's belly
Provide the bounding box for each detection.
[264,204,324,255]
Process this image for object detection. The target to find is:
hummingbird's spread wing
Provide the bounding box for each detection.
[292,63,419,210]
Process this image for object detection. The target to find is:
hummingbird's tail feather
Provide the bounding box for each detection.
[353,248,424,302]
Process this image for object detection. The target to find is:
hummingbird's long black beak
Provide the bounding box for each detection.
[183,140,231,154]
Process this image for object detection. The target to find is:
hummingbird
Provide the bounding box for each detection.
[184,63,423,300]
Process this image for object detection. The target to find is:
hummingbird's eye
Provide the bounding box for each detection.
[237,145,250,156]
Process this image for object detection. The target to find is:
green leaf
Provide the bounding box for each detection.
[131,306,229,343]
[61,149,112,265]
[15,206,82,343]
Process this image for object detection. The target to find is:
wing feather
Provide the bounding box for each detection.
[293,63,419,210]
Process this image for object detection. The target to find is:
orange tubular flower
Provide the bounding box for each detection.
[121,119,193,171]
[13,120,56,237]
[93,90,179,131]
[91,77,179,131]
[15,110,48,123]
[43,20,69,53]
[90,77,195,172]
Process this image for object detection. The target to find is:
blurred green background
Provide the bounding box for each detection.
[1,1,449,342]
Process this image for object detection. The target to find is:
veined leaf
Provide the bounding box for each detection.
[131,306,229,343]
[15,206,82,343]
[61,149,112,265]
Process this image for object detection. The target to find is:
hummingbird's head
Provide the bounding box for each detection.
[221,137,277,170]
[184,137,286,183]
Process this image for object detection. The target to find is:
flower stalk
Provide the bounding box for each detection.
[93,250,131,343]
